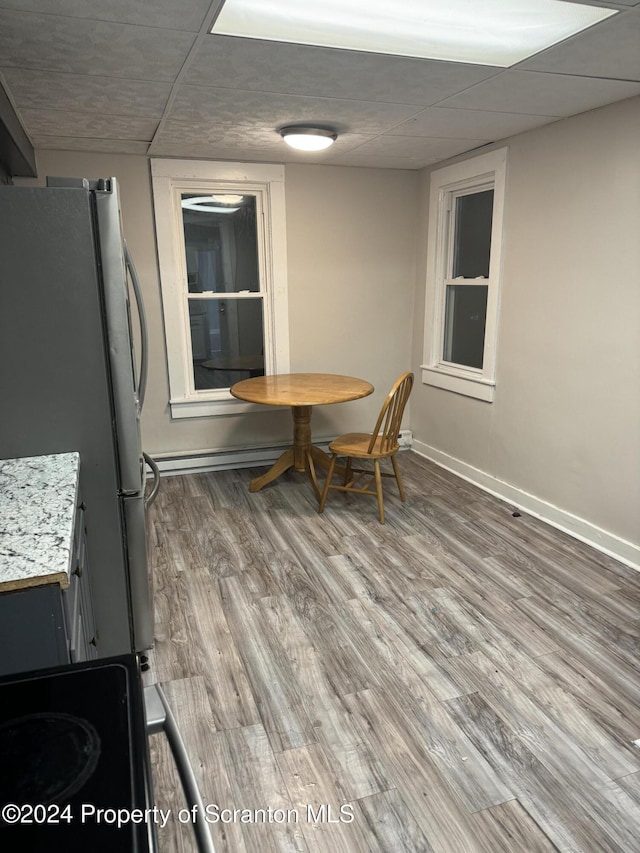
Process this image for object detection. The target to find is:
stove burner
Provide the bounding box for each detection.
[0,712,101,808]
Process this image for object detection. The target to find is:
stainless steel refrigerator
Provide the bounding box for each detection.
[0,177,159,657]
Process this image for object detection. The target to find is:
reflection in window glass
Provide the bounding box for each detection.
[443,284,488,369]
[452,190,493,279]
[181,194,259,294]
[189,298,265,390]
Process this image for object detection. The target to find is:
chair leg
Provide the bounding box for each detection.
[391,453,406,502]
[374,459,385,524]
[318,453,337,514]
[344,456,352,486]
[306,450,321,500]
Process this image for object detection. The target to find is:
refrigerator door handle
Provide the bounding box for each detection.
[125,243,149,412]
[143,452,161,508]
[94,182,144,495]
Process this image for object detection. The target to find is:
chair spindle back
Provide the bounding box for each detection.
[367,372,414,455]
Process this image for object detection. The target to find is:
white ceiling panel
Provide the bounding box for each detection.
[150,134,372,163]
[29,136,150,154]
[0,0,214,30]
[153,119,292,149]
[517,8,640,80]
[1,2,639,170]
[19,109,158,140]
[151,117,371,157]
[561,0,638,6]
[185,36,500,105]
[389,106,558,140]
[167,85,424,135]
[330,135,487,169]
[151,143,290,162]
[211,0,619,66]
[0,69,172,117]
[439,70,640,116]
[0,10,196,81]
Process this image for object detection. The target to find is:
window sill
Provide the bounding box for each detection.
[421,366,495,402]
[169,396,279,419]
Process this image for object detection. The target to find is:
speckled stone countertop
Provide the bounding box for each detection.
[0,452,80,592]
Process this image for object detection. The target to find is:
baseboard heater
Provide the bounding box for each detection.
[150,432,413,478]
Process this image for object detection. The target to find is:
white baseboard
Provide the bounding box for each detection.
[412,439,640,572]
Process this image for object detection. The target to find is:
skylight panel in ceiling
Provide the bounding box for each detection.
[211,0,617,68]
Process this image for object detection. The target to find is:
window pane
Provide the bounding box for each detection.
[443,284,488,369]
[452,189,493,279]
[182,194,259,293]
[189,298,265,390]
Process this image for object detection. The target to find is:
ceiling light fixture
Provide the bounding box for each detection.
[279,126,337,151]
[209,194,244,205]
[181,196,240,213]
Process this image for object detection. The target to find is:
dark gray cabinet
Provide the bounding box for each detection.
[0,501,97,677]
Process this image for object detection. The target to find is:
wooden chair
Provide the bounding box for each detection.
[318,372,414,524]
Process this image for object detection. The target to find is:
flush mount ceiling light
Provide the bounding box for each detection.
[181,196,240,213]
[209,194,244,205]
[279,126,337,151]
[212,0,616,68]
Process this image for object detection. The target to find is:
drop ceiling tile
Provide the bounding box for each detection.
[152,116,369,155]
[185,36,500,105]
[0,0,213,30]
[517,9,640,81]
[439,70,640,116]
[149,138,364,165]
[150,142,280,161]
[1,69,172,118]
[3,2,638,170]
[0,10,196,80]
[327,150,440,170]
[389,107,559,140]
[154,119,293,149]
[20,109,158,140]
[30,136,149,154]
[561,0,638,6]
[167,85,423,134]
[330,135,486,169]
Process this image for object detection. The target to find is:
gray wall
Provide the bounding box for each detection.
[18,96,640,558]
[411,96,640,549]
[19,153,417,457]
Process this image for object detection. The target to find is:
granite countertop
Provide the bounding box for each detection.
[0,452,80,592]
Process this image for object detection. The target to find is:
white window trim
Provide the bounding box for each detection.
[421,147,507,403]
[151,159,290,418]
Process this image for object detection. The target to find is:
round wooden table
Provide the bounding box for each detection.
[230,373,374,495]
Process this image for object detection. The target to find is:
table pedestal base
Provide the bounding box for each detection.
[248,406,335,497]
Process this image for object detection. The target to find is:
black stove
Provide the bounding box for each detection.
[0,655,155,852]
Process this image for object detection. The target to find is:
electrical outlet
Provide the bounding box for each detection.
[397,430,413,448]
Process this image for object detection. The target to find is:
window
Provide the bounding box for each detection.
[422,148,506,402]
[151,160,289,418]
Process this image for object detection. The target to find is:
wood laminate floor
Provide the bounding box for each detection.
[146,452,640,852]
